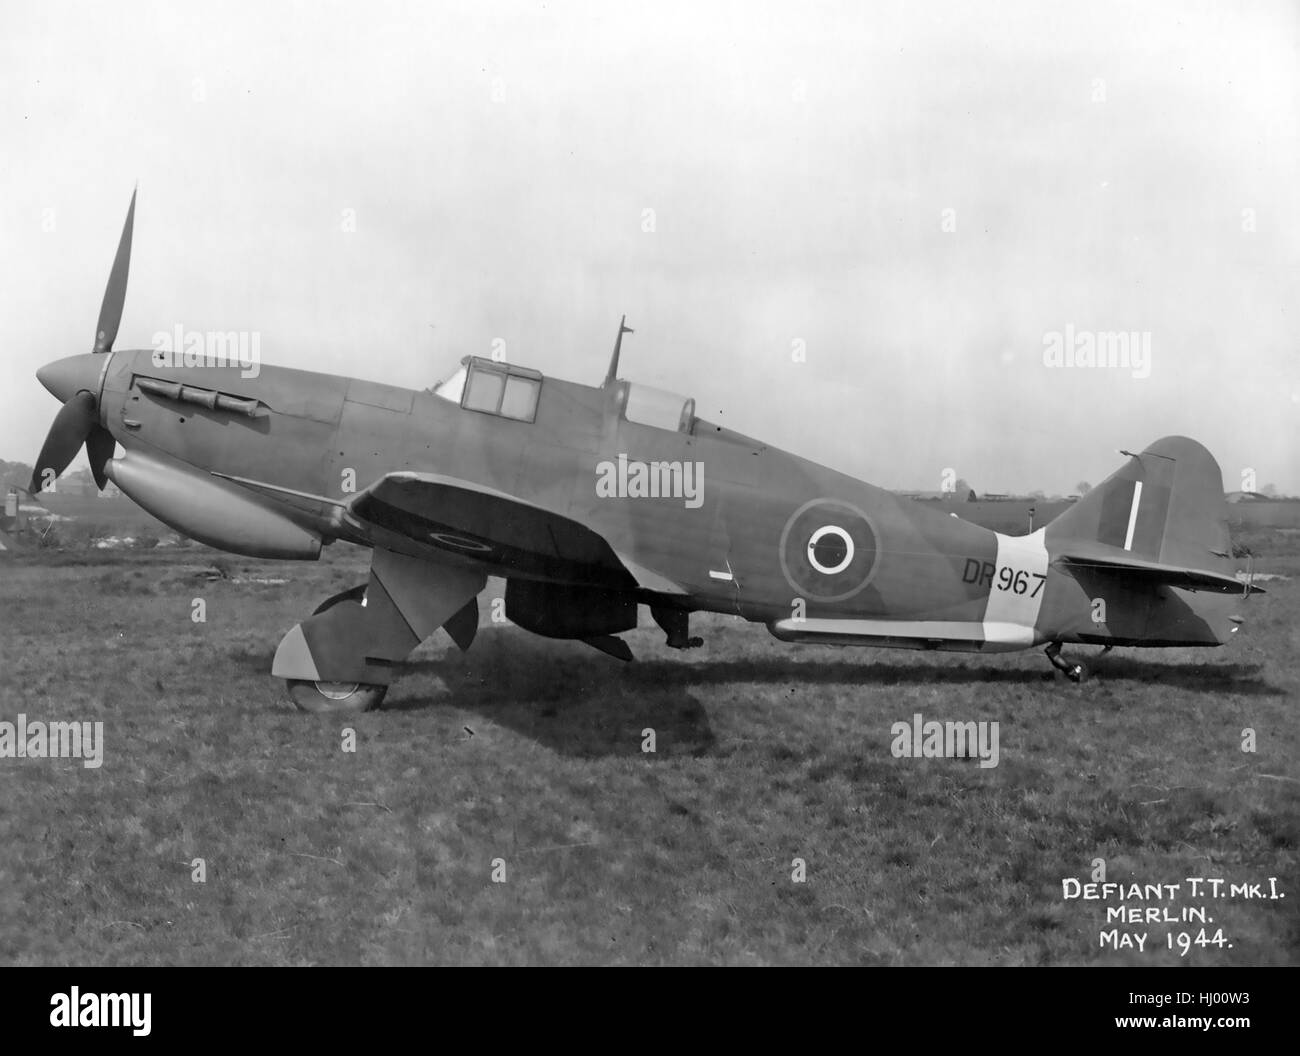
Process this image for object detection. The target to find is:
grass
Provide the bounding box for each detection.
[0,537,1296,965]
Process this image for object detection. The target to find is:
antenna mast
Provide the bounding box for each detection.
[605,315,633,386]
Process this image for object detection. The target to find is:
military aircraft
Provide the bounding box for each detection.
[29,193,1262,711]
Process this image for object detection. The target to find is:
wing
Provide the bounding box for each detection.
[346,471,686,594]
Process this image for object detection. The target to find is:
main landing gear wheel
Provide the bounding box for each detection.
[1044,642,1088,684]
[285,679,387,714]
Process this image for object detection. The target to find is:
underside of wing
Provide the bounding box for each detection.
[348,471,676,592]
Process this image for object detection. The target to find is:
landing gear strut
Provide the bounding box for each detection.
[273,549,485,713]
[652,605,703,650]
[1045,642,1088,683]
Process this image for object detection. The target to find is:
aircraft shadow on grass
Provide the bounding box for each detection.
[438,651,1283,759]
[403,625,1283,693]
[231,628,1280,759]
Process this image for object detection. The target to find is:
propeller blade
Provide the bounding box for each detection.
[86,425,115,490]
[29,392,98,492]
[93,188,136,354]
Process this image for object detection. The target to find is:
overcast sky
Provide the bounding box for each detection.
[2,0,1297,494]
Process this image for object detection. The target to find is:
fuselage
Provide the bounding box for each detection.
[76,347,1238,652]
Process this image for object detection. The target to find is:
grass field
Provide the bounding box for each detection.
[1,532,1297,965]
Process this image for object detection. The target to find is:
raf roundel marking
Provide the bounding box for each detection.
[779,498,880,603]
[806,525,855,574]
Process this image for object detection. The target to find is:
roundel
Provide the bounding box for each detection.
[778,498,880,602]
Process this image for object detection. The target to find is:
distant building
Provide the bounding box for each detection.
[897,490,963,501]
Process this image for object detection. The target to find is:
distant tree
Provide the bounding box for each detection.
[0,459,34,491]
[954,478,974,502]
[1029,490,1046,500]
[1076,481,1092,495]
[1262,483,1277,498]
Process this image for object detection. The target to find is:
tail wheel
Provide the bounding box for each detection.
[286,679,387,714]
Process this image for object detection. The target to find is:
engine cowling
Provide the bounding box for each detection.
[504,580,637,639]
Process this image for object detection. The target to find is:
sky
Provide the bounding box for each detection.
[2,0,1297,495]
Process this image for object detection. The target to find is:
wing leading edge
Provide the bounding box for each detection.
[346,471,686,595]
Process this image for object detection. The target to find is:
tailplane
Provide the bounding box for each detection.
[1045,434,1258,647]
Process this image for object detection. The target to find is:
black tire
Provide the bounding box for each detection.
[286,679,387,714]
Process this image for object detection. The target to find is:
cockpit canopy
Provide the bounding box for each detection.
[618,381,696,434]
[431,355,696,435]
[433,356,542,423]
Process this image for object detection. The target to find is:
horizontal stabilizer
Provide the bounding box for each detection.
[1056,547,1262,595]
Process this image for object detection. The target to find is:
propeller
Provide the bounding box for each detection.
[30,392,99,493]
[86,426,115,490]
[30,188,135,494]
[94,188,135,354]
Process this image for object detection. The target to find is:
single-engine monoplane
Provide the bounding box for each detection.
[30,193,1261,711]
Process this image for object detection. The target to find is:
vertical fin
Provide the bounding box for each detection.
[1046,435,1234,581]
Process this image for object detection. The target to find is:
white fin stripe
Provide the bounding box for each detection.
[1123,480,1143,551]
